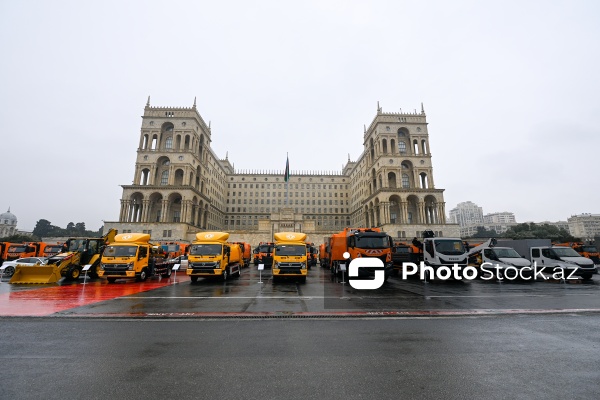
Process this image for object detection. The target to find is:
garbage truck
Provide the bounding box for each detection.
[272,232,309,283]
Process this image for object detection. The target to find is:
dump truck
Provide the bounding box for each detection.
[329,228,394,281]
[231,241,252,267]
[9,229,117,284]
[467,238,533,280]
[272,232,308,283]
[187,232,242,282]
[99,233,175,283]
[253,242,274,267]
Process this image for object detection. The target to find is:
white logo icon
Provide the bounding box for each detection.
[344,252,385,290]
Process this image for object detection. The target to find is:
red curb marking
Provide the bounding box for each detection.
[0,279,181,316]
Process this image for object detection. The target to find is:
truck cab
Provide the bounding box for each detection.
[530,246,595,280]
[422,233,468,274]
[272,232,308,283]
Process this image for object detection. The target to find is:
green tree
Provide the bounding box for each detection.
[32,219,56,238]
[469,226,498,238]
[503,223,578,242]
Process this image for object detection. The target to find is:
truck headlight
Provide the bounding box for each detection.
[274,262,280,268]
[127,262,134,270]
[301,263,306,269]
[100,264,105,270]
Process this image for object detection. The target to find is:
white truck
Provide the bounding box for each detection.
[496,239,595,280]
[467,238,532,280]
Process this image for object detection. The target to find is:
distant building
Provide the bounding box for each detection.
[568,214,600,241]
[449,201,483,227]
[0,208,18,238]
[484,212,516,224]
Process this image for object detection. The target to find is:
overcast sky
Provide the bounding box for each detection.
[1,0,599,232]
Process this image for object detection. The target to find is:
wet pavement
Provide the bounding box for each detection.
[2,265,600,317]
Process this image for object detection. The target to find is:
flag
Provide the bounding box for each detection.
[284,155,290,182]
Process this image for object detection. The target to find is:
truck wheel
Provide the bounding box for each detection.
[137,268,148,282]
[68,266,81,280]
[89,264,100,279]
[107,277,117,283]
[300,276,306,284]
[237,267,242,278]
[190,276,198,283]
[223,268,228,281]
[161,267,172,278]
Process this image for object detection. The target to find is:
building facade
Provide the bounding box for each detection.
[103,99,459,243]
[0,208,18,238]
[449,201,484,227]
[568,214,600,241]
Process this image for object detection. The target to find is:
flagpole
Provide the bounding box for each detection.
[286,152,289,207]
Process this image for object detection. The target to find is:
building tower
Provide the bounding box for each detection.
[348,103,451,239]
[114,97,226,241]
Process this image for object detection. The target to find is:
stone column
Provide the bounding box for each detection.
[381,202,391,225]
[142,199,151,222]
[401,201,408,224]
[160,199,169,222]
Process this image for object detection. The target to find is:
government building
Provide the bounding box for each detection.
[103,99,459,244]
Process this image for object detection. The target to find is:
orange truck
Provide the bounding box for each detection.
[232,242,252,267]
[253,242,274,267]
[319,242,330,268]
[187,232,243,282]
[329,227,394,281]
[306,242,317,269]
[4,242,43,262]
[555,242,600,266]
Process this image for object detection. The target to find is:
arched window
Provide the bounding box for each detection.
[402,173,410,188]
[398,141,406,153]
[160,170,169,185]
[165,136,173,149]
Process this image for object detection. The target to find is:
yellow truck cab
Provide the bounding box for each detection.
[272,232,308,283]
[99,233,174,283]
[187,232,242,283]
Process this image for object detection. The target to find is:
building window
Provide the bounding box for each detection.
[165,136,173,149]
[160,170,169,185]
[398,141,407,153]
[402,173,410,188]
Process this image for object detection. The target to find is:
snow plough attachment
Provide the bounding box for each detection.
[9,265,63,284]
[8,229,117,284]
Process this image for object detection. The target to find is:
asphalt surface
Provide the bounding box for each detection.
[2,264,600,317]
[1,265,600,399]
[2,316,600,400]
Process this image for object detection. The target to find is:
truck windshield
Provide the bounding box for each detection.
[355,235,390,249]
[434,240,465,256]
[8,246,27,252]
[189,244,222,256]
[581,246,598,253]
[68,239,86,252]
[275,245,306,256]
[44,246,63,254]
[553,247,582,257]
[103,246,138,257]
[258,245,273,253]
[493,248,521,258]
[394,246,410,254]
